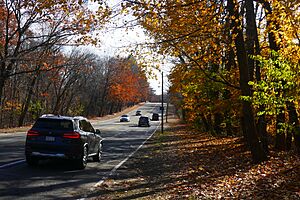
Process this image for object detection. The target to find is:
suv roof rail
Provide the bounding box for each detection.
[73,116,87,120]
[41,114,55,117]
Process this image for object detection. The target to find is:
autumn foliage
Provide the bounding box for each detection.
[0,1,155,128]
[124,0,300,162]
[107,57,149,105]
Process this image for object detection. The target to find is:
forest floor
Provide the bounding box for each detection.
[90,118,300,200]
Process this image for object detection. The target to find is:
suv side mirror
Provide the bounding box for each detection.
[95,129,101,135]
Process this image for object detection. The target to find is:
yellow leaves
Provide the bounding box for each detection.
[4,100,22,112]
[198,166,206,172]
[266,0,300,51]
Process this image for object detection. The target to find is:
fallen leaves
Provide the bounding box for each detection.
[92,122,300,200]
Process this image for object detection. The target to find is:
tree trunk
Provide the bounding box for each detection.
[0,76,7,106]
[227,0,267,163]
[245,0,256,81]
[99,78,109,116]
[18,75,37,127]
[200,113,211,132]
[275,111,286,150]
[214,112,222,135]
[287,102,300,153]
[245,0,269,154]
[257,114,269,153]
[63,92,75,115]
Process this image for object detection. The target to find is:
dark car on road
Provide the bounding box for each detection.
[135,110,142,116]
[138,116,151,127]
[25,114,102,169]
[151,113,159,121]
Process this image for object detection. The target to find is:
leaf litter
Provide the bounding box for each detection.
[90,121,300,200]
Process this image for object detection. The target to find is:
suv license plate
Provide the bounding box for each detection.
[45,136,55,142]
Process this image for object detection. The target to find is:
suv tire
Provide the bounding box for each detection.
[75,145,88,169]
[26,155,39,166]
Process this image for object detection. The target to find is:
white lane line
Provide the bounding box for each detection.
[92,123,160,188]
[0,159,25,169]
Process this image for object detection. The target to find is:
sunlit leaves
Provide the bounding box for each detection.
[125,0,240,126]
[247,51,299,117]
[124,0,300,143]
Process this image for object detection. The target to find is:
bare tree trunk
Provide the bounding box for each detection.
[18,75,38,127]
[0,76,6,106]
[287,102,300,154]
[245,0,255,82]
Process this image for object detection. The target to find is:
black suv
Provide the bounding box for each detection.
[151,113,159,121]
[138,116,151,127]
[25,115,102,169]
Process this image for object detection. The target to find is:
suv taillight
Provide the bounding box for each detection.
[63,132,80,139]
[27,130,40,137]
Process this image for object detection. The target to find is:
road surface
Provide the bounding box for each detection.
[0,102,162,199]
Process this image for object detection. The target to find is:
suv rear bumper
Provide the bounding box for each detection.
[25,143,83,160]
[31,152,66,158]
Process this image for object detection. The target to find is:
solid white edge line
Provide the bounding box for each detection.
[0,159,25,169]
[92,122,160,189]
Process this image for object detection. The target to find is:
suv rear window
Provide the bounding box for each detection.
[140,117,148,121]
[33,118,74,131]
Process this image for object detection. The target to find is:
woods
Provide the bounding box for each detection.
[1,0,299,164]
[124,0,300,162]
[0,0,152,128]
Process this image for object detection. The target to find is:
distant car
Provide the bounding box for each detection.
[152,113,159,121]
[25,115,102,169]
[120,114,130,122]
[138,116,150,127]
[135,110,142,116]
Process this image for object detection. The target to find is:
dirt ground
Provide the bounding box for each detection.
[86,119,300,200]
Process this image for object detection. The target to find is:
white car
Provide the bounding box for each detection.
[120,114,130,122]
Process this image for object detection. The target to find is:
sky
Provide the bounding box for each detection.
[85,0,171,95]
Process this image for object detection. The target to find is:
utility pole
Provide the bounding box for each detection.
[161,71,164,134]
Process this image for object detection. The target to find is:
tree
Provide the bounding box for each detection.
[0,0,111,104]
[124,0,269,162]
[107,57,149,112]
[227,0,267,162]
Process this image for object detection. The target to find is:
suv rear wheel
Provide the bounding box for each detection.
[75,146,88,169]
[26,155,39,166]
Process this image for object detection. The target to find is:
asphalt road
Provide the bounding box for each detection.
[0,102,162,200]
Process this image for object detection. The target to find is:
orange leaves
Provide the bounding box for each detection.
[107,58,149,104]
[40,92,49,97]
